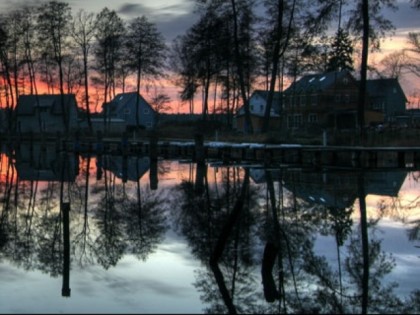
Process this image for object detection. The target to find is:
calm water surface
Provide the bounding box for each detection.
[0,143,419,314]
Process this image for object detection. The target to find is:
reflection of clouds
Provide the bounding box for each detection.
[0,264,28,282]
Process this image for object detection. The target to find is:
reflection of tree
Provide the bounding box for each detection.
[72,156,96,266]
[90,156,167,269]
[92,167,126,269]
[174,165,266,314]
[123,176,167,261]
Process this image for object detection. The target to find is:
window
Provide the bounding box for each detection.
[335,94,341,103]
[311,94,318,106]
[308,113,318,123]
[344,94,350,103]
[287,114,302,129]
[260,104,263,112]
[300,94,306,107]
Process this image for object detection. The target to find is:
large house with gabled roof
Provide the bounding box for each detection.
[235,70,408,133]
[282,69,383,130]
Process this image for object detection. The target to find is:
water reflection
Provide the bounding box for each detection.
[0,142,419,314]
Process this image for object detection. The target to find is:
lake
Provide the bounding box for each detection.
[0,142,419,314]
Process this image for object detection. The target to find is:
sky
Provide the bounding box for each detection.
[0,0,419,108]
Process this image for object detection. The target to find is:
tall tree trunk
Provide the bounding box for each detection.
[262,0,295,133]
[358,0,369,143]
[230,0,253,134]
[83,47,92,133]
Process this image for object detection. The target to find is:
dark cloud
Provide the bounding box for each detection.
[117,3,153,16]
[116,2,198,42]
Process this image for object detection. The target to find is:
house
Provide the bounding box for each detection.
[102,92,156,131]
[16,94,78,134]
[282,69,385,130]
[235,90,282,133]
[282,70,408,130]
[366,78,408,125]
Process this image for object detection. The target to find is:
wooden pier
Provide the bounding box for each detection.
[4,135,420,170]
[60,138,420,169]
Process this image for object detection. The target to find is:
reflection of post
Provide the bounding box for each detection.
[149,159,158,190]
[195,162,206,194]
[358,171,369,313]
[122,155,128,183]
[96,155,103,181]
[149,134,158,190]
[61,202,71,297]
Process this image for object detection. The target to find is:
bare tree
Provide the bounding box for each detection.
[71,9,98,133]
[94,7,125,106]
[125,16,166,127]
[37,0,73,133]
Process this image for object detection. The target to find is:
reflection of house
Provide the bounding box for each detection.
[16,94,78,134]
[13,143,78,182]
[102,92,156,130]
[250,168,407,208]
[235,90,282,133]
[100,155,150,182]
[364,171,407,197]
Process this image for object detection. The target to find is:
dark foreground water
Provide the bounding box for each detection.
[0,144,419,314]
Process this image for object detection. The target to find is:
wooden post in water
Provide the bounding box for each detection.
[194,133,205,165]
[148,133,158,161]
[96,131,103,155]
[398,151,405,168]
[121,131,128,155]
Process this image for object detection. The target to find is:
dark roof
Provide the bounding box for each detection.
[284,70,354,93]
[16,94,77,115]
[104,92,153,114]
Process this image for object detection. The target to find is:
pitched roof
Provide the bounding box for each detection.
[284,70,354,93]
[106,92,152,114]
[252,90,282,102]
